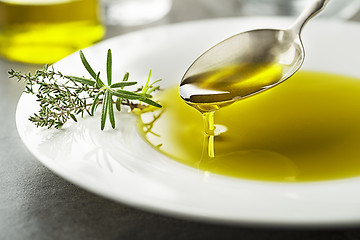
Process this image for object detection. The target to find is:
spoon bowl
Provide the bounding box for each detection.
[179,0,329,111]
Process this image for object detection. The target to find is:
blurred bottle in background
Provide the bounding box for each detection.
[0,0,105,64]
[237,0,307,16]
[238,0,360,18]
[200,0,360,20]
[101,0,172,26]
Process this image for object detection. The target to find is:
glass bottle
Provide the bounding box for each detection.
[0,0,105,64]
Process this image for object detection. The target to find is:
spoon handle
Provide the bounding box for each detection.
[290,0,330,35]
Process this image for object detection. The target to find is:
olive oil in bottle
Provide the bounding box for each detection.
[139,71,360,182]
[0,0,105,64]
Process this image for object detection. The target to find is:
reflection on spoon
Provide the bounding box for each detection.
[179,0,330,110]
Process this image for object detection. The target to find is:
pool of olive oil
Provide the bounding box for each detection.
[0,0,105,64]
[139,71,360,182]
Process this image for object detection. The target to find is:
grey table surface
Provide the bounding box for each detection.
[2,0,360,239]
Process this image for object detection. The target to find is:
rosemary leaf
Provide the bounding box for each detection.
[101,90,109,130]
[149,79,162,88]
[115,97,121,111]
[95,72,105,88]
[91,92,102,116]
[107,49,112,86]
[122,72,129,82]
[108,91,115,129]
[110,82,137,88]
[147,85,161,95]
[67,76,96,86]
[109,89,161,108]
[142,70,152,94]
[79,50,98,80]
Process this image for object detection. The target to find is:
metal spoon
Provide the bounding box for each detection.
[179,0,330,111]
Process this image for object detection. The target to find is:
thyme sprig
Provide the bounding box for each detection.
[9,49,162,130]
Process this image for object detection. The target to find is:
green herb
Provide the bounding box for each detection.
[9,49,162,130]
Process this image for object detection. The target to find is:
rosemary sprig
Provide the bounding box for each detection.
[9,49,162,130]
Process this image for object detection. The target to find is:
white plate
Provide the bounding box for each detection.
[16,17,360,226]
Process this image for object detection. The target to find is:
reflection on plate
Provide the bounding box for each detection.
[16,17,360,226]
